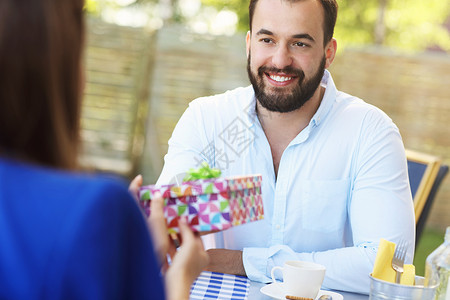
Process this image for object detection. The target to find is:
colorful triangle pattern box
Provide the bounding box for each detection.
[138,175,264,234]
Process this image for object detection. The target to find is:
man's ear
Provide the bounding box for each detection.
[246,31,251,58]
[325,38,337,69]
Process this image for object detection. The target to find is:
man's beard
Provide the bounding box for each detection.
[247,53,326,113]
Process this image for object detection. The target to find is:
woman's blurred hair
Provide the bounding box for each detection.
[0,0,85,169]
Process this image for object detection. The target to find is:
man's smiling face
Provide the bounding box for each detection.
[246,0,328,113]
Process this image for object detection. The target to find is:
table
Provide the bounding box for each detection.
[248,281,369,300]
[189,271,370,299]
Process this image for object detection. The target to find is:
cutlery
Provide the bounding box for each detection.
[392,240,407,284]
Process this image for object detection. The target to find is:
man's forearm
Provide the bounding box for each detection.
[205,249,246,276]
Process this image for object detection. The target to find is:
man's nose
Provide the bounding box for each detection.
[271,45,293,69]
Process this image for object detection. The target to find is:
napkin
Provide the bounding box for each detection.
[372,238,415,285]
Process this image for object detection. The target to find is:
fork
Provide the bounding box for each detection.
[392,240,407,284]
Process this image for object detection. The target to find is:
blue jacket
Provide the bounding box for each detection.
[0,157,165,299]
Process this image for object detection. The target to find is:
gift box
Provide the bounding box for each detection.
[138,175,264,234]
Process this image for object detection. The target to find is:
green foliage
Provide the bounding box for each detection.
[414,227,445,276]
[85,0,127,15]
[334,0,379,48]
[384,0,450,52]
[201,0,450,52]
[85,0,100,14]
[87,0,450,52]
[200,0,248,31]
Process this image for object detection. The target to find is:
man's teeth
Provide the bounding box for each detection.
[269,75,292,82]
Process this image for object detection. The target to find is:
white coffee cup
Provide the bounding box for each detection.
[271,260,326,299]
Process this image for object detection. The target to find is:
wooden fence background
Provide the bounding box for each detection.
[82,19,450,231]
[140,25,249,180]
[81,18,154,176]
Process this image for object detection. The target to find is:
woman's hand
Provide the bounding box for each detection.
[148,192,172,269]
[130,175,174,269]
[165,218,209,300]
[131,174,208,299]
[128,174,143,201]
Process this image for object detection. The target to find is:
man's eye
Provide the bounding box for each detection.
[294,42,307,47]
[261,38,272,43]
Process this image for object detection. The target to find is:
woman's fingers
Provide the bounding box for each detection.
[177,217,194,241]
[149,192,164,221]
[128,174,143,201]
[177,218,209,270]
[164,217,209,299]
[148,192,170,266]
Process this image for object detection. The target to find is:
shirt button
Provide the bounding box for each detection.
[276,225,281,230]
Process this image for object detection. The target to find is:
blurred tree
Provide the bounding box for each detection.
[85,0,125,15]
[201,0,249,31]
[201,0,450,52]
[86,0,184,23]
[383,0,450,52]
[86,0,450,52]
[337,0,450,52]
[374,0,388,45]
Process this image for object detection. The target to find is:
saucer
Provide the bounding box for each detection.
[260,283,343,300]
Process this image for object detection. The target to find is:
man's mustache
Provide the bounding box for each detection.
[257,66,305,79]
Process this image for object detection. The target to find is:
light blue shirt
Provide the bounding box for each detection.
[157,71,415,294]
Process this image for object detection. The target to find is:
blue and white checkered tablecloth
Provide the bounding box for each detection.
[190,271,250,300]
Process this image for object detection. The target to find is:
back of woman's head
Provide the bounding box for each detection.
[0,0,85,169]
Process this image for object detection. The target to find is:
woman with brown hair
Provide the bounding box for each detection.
[0,0,208,299]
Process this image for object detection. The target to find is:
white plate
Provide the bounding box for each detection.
[260,282,343,300]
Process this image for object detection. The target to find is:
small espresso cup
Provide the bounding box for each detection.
[271,260,326,299]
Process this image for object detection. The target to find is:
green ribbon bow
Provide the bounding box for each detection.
[183,162,221,182]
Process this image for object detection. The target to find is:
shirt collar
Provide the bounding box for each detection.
[310,69,337,127]
[244,88,259,127]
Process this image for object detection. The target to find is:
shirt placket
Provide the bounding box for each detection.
[271,175,288,245]
[269,127,312,246]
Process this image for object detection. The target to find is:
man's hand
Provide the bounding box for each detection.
[205,249,246,276]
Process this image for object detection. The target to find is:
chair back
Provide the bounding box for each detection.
[415,164,448,245]
[406,149,448,245]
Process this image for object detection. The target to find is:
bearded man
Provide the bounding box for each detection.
[152,0,414,294]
